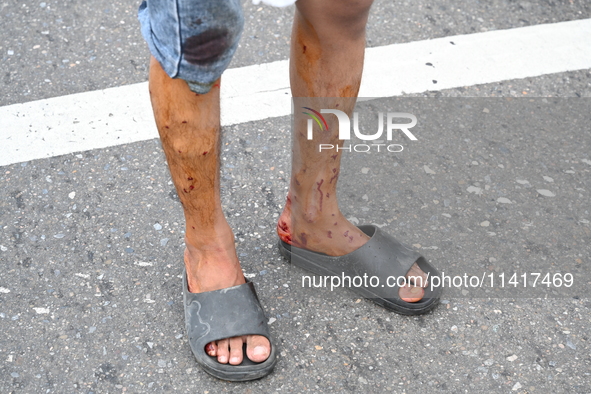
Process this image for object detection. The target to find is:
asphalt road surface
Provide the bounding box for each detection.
[1,0,590,393]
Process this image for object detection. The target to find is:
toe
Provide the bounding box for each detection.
[399,283,424,303]
[406,262,429,288]
[204,341,217,357]
[216,338,230,364]
[246,335,271,363]
[229,337,244,365]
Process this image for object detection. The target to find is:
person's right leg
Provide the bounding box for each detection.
[148,58,270,366]
[140,0,273,368]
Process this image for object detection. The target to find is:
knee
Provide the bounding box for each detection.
[297,0,374,40]
[182,30,242,94]
[178,0,244,66]
[329,0,374,21]
[180,8,244,94]
[183,28,238,67]
[329,0,373,32]
[141,0,244,95]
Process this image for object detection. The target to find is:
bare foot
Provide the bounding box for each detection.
[277,193,429,302]
[184,230,271,365]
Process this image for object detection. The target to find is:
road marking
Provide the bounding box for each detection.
[1,18,590,167]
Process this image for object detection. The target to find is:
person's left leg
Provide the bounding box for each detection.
[277,0,429,302]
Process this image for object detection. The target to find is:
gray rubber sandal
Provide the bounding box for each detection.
[278,225,441,315]
[183,271,277,381]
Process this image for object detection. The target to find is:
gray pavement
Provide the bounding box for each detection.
[1,0,591,393]
[2,0,590,105]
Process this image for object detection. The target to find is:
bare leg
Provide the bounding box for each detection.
[277,0,428,302]
[148,57,270,365]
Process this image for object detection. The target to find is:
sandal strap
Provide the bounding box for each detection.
[286,225,421,285]
[183,274,271,349]
[348,225,422,280]
[280,224,441,314]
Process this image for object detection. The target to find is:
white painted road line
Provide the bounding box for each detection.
[1,18,591,167]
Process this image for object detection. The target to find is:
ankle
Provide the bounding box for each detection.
[277,191,370,255]
[183,223,245,293]
[184,246,244,293]
[279,201,343,231]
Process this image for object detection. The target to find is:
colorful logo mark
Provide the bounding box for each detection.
[302,107,329,132]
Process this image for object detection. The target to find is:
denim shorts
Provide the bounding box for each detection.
[138,0,244,94]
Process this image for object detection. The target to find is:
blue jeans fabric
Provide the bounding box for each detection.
[138,0,244,94]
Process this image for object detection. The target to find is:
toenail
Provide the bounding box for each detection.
[253,346,269,357]
[218,356,227,363]
[230,356,240,364]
